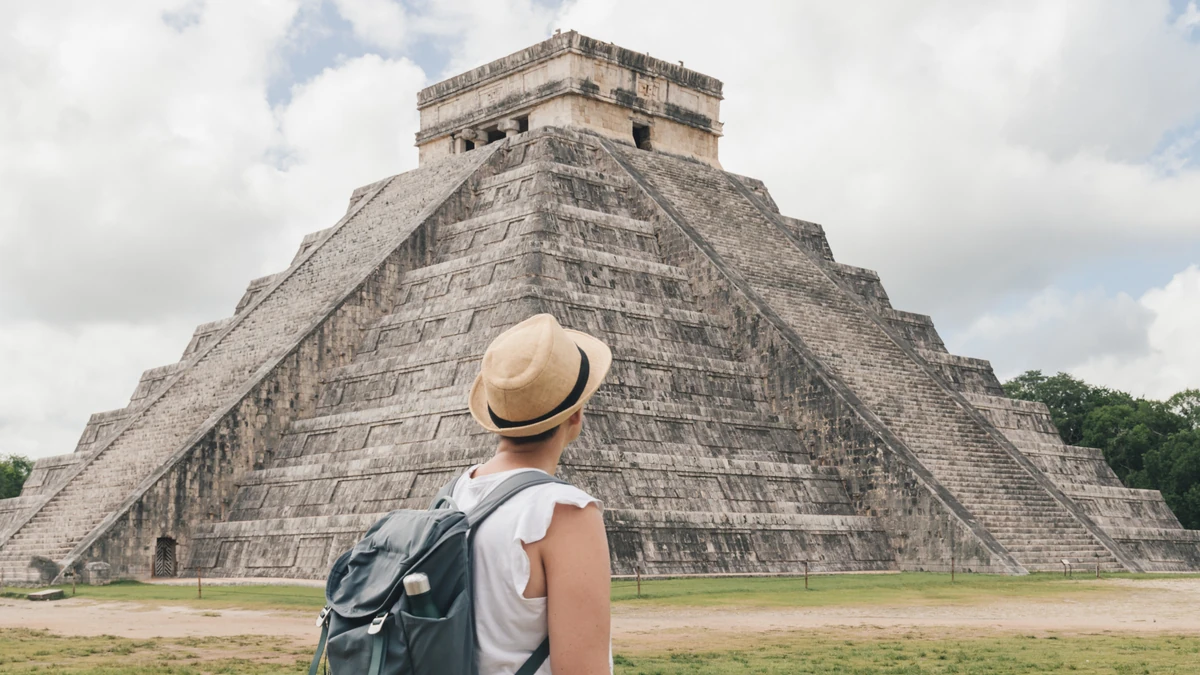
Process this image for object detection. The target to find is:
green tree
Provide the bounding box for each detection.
[0,454,34,500]
[1003,370,1130,445]
[1142,428,1200,529]
[1081,399,1184,484]
[1167,389,1200,429]
[1004,371,1200,530]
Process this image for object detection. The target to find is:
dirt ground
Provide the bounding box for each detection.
[2,577,1197,651]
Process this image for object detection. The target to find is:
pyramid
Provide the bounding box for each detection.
[2,32,1197,584]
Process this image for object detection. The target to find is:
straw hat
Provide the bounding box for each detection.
[469,314,612,437]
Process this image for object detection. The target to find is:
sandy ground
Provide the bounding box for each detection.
[1,578,1197,650]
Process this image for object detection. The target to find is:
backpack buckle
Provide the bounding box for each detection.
[315,605,330,627]
[368,612,388,635]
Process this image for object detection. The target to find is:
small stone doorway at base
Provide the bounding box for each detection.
[153,537,177,578]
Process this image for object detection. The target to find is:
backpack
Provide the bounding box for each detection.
[308,470,566,675]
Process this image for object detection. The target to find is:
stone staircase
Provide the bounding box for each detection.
[608,139,1130,573]
[0,150,489,584]
[188,131,895,578]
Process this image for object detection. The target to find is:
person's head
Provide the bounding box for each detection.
[496,409,585,452]
[468,315,610,452]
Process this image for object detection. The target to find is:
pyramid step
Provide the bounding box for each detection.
[436,202,661,263]
[471,164,641,220]
[328,333,763,391]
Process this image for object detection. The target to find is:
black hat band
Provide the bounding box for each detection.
[488,346,590,429]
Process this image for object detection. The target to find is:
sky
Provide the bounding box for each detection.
[1,0,1199,460]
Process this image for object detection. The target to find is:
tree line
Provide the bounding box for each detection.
[0,454,33,500]
[1004,371,1200,530]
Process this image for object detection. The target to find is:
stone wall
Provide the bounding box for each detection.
[637,155,1018,573]
[188,128,896,579]
[79,247,411,578]
[605,136,1135,572]
[0,145,492,584]
[417,31,723,167]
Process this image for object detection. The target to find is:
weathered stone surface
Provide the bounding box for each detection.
[0,145,492,584]
[416,31,723,167]
[1,33,1195,582]
[80,561,112,586]
[186,131,894,578]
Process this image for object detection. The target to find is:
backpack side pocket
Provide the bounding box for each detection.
[398,589,472,675]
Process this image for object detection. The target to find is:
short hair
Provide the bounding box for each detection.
[503,424,561,445]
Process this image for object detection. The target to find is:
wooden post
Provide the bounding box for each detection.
[804,561,809,590]
[635,567,641,599]
[197,567,202,600]
[950,525,955,583]
[71,571,76,597]
[1096,560,1100,579]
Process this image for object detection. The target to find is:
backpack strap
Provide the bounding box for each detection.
[466,471,567,529]
[470,471,562,675]
[307,607,330,675]
[430,472,465,509]
[516,636,551,675]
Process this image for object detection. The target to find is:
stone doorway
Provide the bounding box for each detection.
[153,537,177,577]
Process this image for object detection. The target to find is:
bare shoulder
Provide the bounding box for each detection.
[543,501,606,545]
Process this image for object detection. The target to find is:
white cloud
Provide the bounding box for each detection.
[250,53,426,270]
[1178,1,1200,32]
[947,265,1200,398]
[325,0,559,71]
[404,0,560,76]
[1075,266,1200,398]
[331,0,409,51]
[0,0,299,323]
[555,1,1200,324]
[0,1,427,458]
[949,287,1153,379]
[0,319,193,459]
[4,0,1200,458]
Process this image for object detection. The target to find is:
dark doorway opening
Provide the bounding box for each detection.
[464,140,476,151]
[516,115,530,133]
[487,128,506,143]
[632,123,652,150]
[154,537,177,577]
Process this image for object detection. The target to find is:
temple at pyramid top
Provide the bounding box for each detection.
[415,31,724,166]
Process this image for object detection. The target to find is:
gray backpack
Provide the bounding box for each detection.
[308,471,565,675]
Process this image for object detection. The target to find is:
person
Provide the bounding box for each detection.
[452,313,613,675]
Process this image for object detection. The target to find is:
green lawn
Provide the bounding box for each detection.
[3,574,1198,673]
[610,572,1195,608]
[2,628,1196,674]
[614,632,1200,675]
[0,628,311,674]
[6,571,1193,612]
[1,580,327,612]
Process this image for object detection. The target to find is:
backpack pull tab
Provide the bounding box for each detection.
[315,605,331,627]
[367,612,388,635]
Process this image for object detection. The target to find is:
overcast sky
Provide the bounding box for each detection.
[2,0,1199,460]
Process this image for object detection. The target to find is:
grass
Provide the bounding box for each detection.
[2,574,1197,673]
[3,571,1195,612]
[1,628,1196,674]
[0,580,327,612]
[0,628,311,674]
[610,571,1196,608]
[613,631,1200,674]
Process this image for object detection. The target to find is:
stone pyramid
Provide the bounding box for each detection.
[2,32,1196,584]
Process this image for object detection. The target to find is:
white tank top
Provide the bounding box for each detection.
[449,466,607,675]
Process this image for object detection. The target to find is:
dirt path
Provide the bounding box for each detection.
[613,578,1200,650]
[2,578,1197,649]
